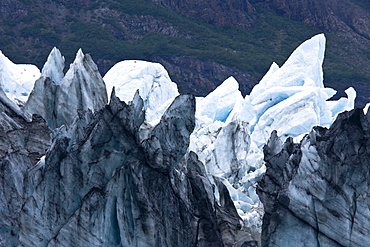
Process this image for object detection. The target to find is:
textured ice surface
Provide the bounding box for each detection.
[0,33,360,245]
[0,50,40,103]
[25,49,107,128]
[190,77,265,234]
[258,109,370,246]
[104,60,179,125]
[247,34,356,146]
[55,49,108,125]
[190,34,356,235]
[196,76,243,123]
[41,47,65,84]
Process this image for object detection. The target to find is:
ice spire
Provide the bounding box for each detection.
[41,47,65,84]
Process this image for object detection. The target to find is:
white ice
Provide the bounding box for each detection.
[247,34,356,146]
[364,102,370,115]
[190,33,356,231]
[0,50,40,103]
[196,76,243,124]
[103,60,179,125]
[55,49,108,125]
[41,47,65,84]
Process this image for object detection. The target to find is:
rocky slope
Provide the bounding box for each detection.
[148,0,256,27]
[254,0,370,38]
[257,108,370,246]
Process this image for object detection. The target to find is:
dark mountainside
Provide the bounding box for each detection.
[0,0,370,106]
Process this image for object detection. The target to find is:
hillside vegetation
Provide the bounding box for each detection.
[1,0,369,105]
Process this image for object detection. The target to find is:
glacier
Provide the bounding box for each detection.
[188,33,356,237]
[41,47,65,84]
[100,33,357,240]
[258,108,370,246]
[0,33,364,246]
[247,34,355,147]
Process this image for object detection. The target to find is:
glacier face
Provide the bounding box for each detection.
[188,33,357,241]
[2,90,248,246]
[258,109,370,247]
[247,34,355,146]
[0,83,52,247]
[0,33,366,246]
[190,33,356,178]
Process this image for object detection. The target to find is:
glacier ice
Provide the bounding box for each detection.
[363,102,370,114]
[195,76,243,124]
[258,109,370,246]
[41,47,65,84]
[25,48,108,128]
[190,33,356,236]
[247,34,356,146]
[189,78,265,236]
[103,60,179,125]
[0,32,361,246]
[0,50,40,103]
[57,48,108,123]
[41,33,355,243]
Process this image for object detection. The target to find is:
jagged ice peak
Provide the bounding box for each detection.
[41,47,65,85]
[0,32,367,246]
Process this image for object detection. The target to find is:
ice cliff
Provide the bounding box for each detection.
[0,33,366,247]
[247,34,355,147]
[188,34,356,241]
[1,89,246,246]
[258,108,370,246]
[0,86,51,247]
